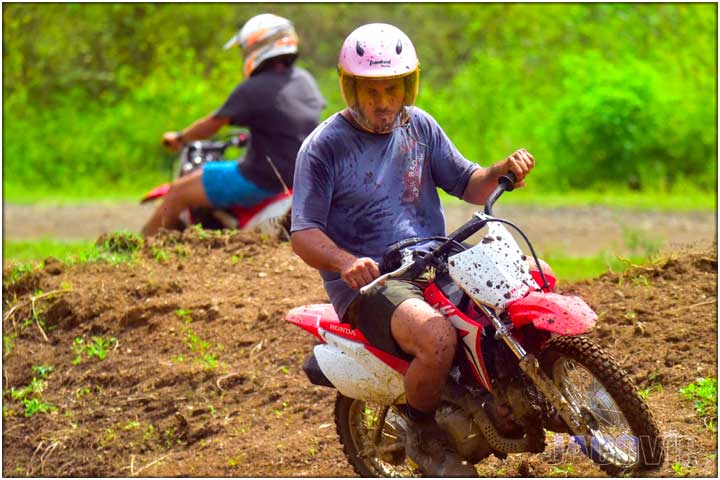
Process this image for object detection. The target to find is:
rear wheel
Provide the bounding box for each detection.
[540,336,664,475]
[335,394,419,477]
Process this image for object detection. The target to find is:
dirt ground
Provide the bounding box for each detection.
[1,228,717,478]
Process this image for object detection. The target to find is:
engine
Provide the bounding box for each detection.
[436,403,492,463]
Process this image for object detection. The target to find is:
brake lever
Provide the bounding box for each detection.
[359,261,415,296]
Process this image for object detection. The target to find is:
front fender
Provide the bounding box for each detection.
[507,291,597,335]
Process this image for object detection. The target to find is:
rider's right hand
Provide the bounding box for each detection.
[162,131,184,152]
[340,257,381,290]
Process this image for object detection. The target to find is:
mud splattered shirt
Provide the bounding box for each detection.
[291,108,479,319]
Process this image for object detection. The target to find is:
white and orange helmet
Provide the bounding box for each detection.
[338,23,420,132]
[224,14,299,78]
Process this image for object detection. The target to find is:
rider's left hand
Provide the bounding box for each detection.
[162,131,185,152]
[500,148,534,188]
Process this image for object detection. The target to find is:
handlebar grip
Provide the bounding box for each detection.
[499,171,517,192]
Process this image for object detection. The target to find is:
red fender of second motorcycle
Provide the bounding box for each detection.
[507,291,597,335]
[141,183,171,203]
[228,189,293,229]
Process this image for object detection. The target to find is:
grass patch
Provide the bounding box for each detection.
[439,186,715,212]
[680,377,717,431]
[539,252,647,282]
[3,232,143,267]
[4,172,172,204]
[4,239,93,264]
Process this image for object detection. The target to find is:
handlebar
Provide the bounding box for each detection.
[165,132,249,150]
[359,261,415,295]
[188,133,248,151]
[361,171,519,293]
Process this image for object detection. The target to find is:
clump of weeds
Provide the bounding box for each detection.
[72,336,118,365]
[680,377,717,431]
[4,364,57,417]
[3,286,72,342]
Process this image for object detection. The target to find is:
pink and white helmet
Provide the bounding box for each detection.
[224,14,299,78]
[338,23,420,132]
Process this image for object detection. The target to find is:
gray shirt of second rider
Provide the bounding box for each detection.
[214,66,326,193]
[291,107,480,319]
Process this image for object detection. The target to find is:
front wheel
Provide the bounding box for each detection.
[540,336,664,476]
[335,394,420,477]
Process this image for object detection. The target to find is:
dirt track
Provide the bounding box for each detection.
[3,202,716,257]
[1,228,717,477]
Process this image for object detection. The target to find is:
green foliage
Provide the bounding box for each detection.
[550,464,575,477]
[3,333,18,357]
[22,398,56,417]
[538,252,648,282]
[638,383,663,400]
[3,233,143,266]
[671,462,695,477]
[2,4,716,200]
[680,377,717,431]
[175,309,193,322]
[6,372,57,417]
[31,364,54,378]
[197,352,218,370]
[2,261,38,288]
[185,329,210,354]
[72,336,118,365]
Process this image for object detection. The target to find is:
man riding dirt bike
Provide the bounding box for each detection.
[142,13,325,236]
[291,23,536,477]
[289,23,663,477]
[287,172,664,476]
[141,131,294,234]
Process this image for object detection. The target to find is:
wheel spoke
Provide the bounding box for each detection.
[346,399,417,477]
[553,357,638,467]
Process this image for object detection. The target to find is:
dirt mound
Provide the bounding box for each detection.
[2,230,717,477]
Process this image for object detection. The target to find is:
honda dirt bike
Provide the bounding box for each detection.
[141,132,292,236]
[287,173,664,477]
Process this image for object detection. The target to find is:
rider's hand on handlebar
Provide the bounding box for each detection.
[162,131,185,152]
[497,148,535,188]
[340,257,381,290]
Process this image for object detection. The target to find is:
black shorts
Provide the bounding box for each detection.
[343,279,427,361]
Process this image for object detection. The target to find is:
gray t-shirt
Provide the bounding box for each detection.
[291,108,479,318]
[214,66,326,192]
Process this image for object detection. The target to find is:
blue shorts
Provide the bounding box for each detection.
[201,161,275,209]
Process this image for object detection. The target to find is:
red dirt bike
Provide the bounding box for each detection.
[287,173,664,477]
[141,132,292,235]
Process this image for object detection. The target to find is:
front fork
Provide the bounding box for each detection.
[475,303,591,437]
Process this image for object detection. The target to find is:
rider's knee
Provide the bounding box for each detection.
[165,174,199,207]
[415,315,456,364]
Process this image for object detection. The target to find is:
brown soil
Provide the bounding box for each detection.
[2,229,717,477]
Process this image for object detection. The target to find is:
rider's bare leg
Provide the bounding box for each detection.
[390,298,456,412]
[142,170,212,236]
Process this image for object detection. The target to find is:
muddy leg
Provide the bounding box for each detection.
[390,298,456,412]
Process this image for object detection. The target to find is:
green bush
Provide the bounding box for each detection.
[2,3,716,199]
[546,52,716,191]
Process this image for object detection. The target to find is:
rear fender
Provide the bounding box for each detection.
[286,304,337,342]
[507,291,597,335]
[229,190,293,229]
[141,184,171,203]
[315,331,406,404]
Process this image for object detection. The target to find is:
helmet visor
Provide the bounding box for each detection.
[339,68,419,133]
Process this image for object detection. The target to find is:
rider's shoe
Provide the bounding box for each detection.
[404,416,478,477]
